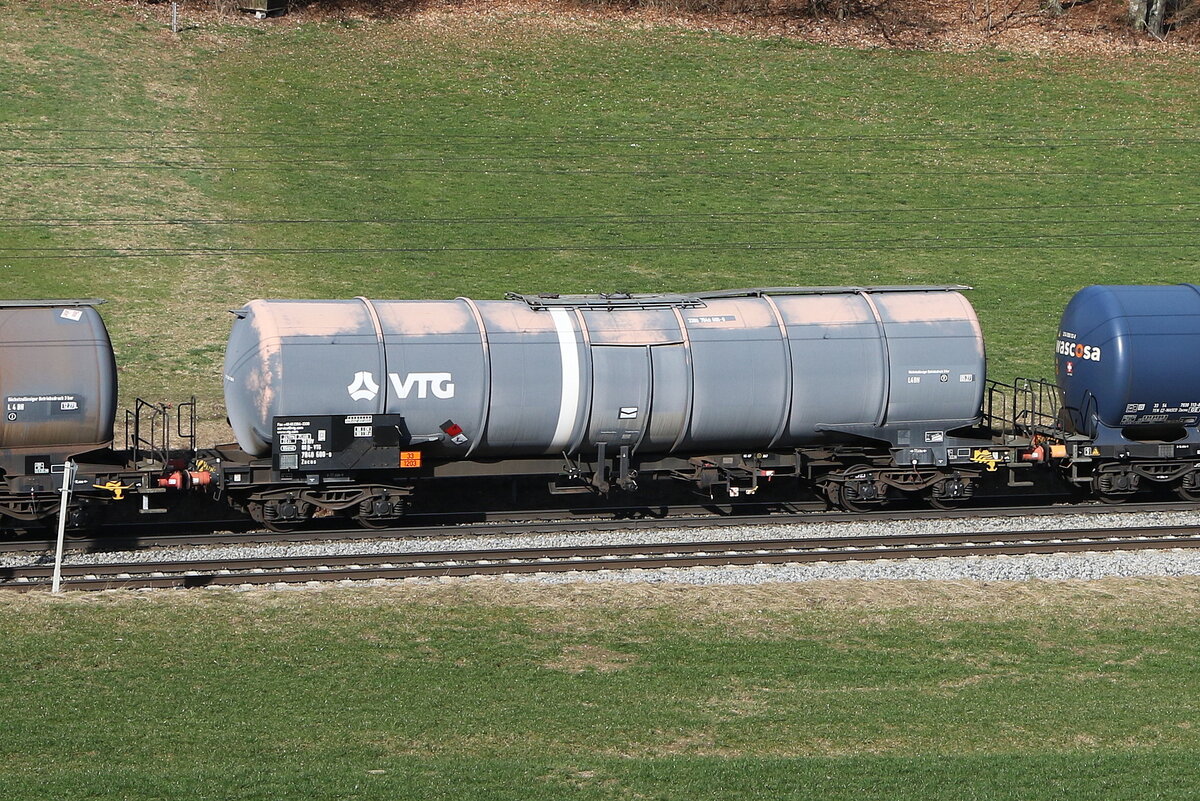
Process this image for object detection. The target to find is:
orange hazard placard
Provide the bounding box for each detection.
[400,451,423,468]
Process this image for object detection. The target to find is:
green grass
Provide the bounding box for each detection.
[3,3,1199,425]
[3,581,1200,799]
[4,7,1200,796]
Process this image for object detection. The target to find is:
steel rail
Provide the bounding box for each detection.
[2,498,1194,555]
[5,524,1199,592]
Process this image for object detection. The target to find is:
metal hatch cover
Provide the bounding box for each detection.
[695,286,972,299]
[505,292,707,311]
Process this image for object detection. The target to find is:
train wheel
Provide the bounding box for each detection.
[265,518,304,533]
[926,493,964,511]
[259,498,312,533]
[64,504,104,538]
[925,476,973,511]
[354,496,403,529]
[1175,485,1200,502]
[833,487,871,513]
[1095,471,1138,504]
[831,468,886,513]
[353,515,396,530]
[1175,472,1200,502]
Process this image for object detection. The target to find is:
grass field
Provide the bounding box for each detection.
[4,580,1200,800]
[4,2,1200,798]
[3,1,1199,431]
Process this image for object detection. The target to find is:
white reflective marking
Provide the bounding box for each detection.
[549,308,580,452]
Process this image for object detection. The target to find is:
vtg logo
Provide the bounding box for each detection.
[1055,339,1101,362]
[348,371,380,401]
[347,371,455,402]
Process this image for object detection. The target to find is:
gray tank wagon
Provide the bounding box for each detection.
[0,300,214,528]
[0,301,119,522]
[221,286,995,526]
[0,300,116,467]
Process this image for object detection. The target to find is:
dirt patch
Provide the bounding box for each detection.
[117,0,1200,54]
[430,577,1200,626]
[542,642,640,672]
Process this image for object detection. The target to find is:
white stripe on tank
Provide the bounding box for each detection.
[549,308,581,453]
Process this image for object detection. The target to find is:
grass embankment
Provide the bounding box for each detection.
[4,580,1200,799]
[4,5,1200,797]
[3,1,1199,435]
[7,582,1200,801]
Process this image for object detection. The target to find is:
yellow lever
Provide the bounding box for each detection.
[93,480,133,500]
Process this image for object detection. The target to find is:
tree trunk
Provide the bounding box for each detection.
[1129,0,1148,29]
[1045,0,1063,15]
[1147,0,1167,36]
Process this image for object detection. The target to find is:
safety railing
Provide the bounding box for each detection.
[124,397,196,467]
[984,378,1063,441]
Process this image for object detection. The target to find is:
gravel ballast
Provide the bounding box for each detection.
[7,507,1200,586]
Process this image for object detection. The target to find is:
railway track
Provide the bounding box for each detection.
[2,497,1195,555]
[5,524,1200,592]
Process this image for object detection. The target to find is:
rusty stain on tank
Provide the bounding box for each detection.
[247,339,279,429]
[775,295,876,325]
[374,301,478,335]
[875,292,978,324]
[246,299,374,339]
[479,303,558,335]
[583,309,683,345]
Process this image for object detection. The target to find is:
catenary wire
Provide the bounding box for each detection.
[3,123,1199,142]
[0,162,1188,176]
[0,201,1193,227]
[2,229,1197,259]
[0,138,1194,154]
[0,214,1197,229]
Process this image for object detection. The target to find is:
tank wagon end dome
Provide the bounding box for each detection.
[0,299,116,451]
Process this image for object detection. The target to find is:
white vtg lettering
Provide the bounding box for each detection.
[389,372,455,399]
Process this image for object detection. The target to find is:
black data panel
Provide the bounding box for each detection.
[272,414,412,473]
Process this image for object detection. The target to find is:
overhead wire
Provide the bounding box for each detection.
[2,123,1199,142]
[0,138,1195,155]
[2,229,1196,260]
[0,125,1184,177]
[0,207,1197,228]
[0,162,1187,177]
[2,126,1190,259]
[0,200,1193,221]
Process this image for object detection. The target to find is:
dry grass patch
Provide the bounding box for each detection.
[372,576,1200,632]
[611,729,743,757]
[8,576,1200,624]
[542,643,640,673]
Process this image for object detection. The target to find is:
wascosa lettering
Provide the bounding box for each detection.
[1056,339,1101,362]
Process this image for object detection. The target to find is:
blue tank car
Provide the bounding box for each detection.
[1056,284,1200,500]
[1057,284,1200,442]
